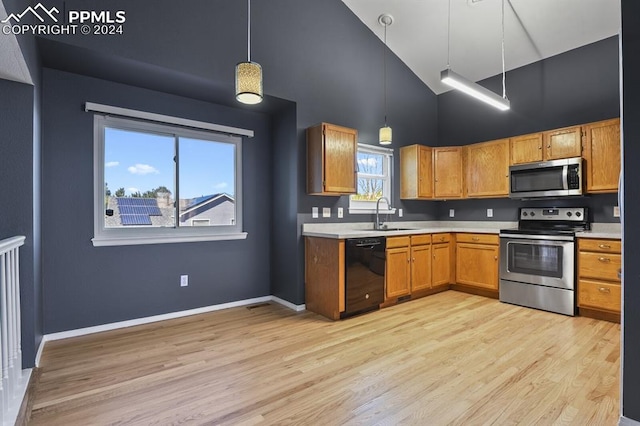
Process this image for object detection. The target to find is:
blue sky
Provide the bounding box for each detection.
[104,128,235,199]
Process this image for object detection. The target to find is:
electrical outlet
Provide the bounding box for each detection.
[449,209,455,218]
[322,207,331,218]
[312,207,318,218]
[399,208,403,218]
[614,206,620,218]
[180,275,189,287]
[487,208,493,218]
[337,207,344,218]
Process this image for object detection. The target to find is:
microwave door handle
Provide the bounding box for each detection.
[562,165,569,190]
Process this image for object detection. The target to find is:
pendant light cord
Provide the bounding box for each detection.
[447,0,451,69]
[247,0,251,62]
[384,21,388,126]
[501,0,506,99]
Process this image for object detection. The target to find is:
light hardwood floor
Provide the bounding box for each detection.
[30,291,620,425]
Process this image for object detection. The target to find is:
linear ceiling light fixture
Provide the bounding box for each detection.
[378,13,393,145]
[235,0,263,104]
[440,0,510,111]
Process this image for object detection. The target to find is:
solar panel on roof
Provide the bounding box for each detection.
[116,198,162,216]
[120,214,152,225]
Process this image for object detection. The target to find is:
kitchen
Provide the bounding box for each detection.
[0,0,638,424]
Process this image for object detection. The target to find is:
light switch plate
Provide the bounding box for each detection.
[322,207,331,218]
[614,206,620,217]
[449,209,455,218]
[487,208,493,218]
[337,207,344,218]
[312,207,318,218]
[399,208,403,218]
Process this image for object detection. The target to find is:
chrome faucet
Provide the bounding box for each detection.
[375,197,391,230]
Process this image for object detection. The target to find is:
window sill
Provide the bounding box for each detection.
[92,232,248,247]
[348,208,396,215]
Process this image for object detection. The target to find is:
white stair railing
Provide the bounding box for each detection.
[0,236,27,426]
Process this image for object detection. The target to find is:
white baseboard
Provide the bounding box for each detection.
[36,295,305,367]
[620,416,640,426]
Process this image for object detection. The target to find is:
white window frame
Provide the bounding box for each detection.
[92,113,247,247]
[349,143,395,214]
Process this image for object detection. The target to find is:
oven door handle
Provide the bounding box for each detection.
[499,233,574,242]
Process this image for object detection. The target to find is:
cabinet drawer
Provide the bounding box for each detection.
[410,234,431,246]
[456,233,499,245]
[578,238,621,254]
[579,252,622,282]
[578,279,621,313]
[432,233,451,244]
[387,236,410,249]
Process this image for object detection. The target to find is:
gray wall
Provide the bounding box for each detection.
[621,1,640,421]
[41,69,272,332]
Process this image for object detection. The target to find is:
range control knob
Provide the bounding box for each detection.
[576,211,582,217]
[522,212,528,217]
[567,211,573,217]
[530,212,535,217]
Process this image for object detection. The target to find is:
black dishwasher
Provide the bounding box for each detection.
[342,237,386,318]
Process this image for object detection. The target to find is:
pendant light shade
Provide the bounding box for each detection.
[235,61,263,104]
[379,126,392,145]
[378,14,393,145]
[236,0,263,105]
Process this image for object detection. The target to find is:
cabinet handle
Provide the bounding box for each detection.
[547,145,551,148]
[598,287,611,294]
[598,257,611,263]
[538,146,542,150]
[412,258,416,262]
[494,256,498,260]
[598,244,611,249]
[472,237,480,241]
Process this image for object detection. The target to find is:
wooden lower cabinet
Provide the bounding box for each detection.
[432,233,453,287]
[304,237,345,320]
[410,242,432,292]
[454,233,499,296]
[386,245,411,299]
[577,238,621,322]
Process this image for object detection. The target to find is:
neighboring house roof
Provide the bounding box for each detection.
[105,197,174,227]
[179,193,234,222]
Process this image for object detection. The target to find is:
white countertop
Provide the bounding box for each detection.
[302,221,621,240]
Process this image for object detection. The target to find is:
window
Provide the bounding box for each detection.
[349,144,394,214]
[93,114,245,246]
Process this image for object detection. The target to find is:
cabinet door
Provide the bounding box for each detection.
[386,247,411,299]
[543,126,582,160]
[323,124,357,193]
[583,118,621,193]
[434,147,463,198]
[456,243,499,290]
[411,244,432,292]
[432,242,451,287]
[466,139,510,197]
[510,133,543,164]
[418,146,434,198]
[400,145,433,199]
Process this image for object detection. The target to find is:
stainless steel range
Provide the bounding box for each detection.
[499,207,590,316]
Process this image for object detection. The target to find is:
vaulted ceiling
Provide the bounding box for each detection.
[342,0,620,94]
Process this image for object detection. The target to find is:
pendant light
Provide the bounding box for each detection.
[440,0,510,111]
[378,14,393,145]
[235,0,263,104]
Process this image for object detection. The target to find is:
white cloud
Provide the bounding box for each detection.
[127,164,159,175]
[358,158,377,167]
[105,161,120,168]
[127,187,139,194]
[213,182,228,189]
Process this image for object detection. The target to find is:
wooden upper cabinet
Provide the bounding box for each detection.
[543,125,582,160]
[466,139,510,198]
[400,144,433,199]
[307,123,357,195]
[582,118,621,193]
[433,147,463,199]
[510,133,543,164]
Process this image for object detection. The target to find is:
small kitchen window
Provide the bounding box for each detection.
[349,144,394,214]
[92,112,247,246]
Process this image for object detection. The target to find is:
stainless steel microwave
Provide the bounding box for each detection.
[509,157,582,198]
